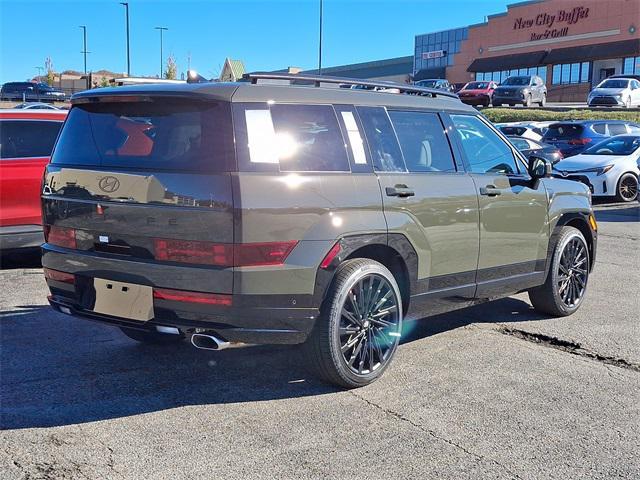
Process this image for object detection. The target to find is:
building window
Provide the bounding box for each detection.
[552,62,591,85]
[473,66,546,85]
[623,56,640,75]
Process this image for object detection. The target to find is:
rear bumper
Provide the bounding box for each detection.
[459,95,490,105]
[42,243,321,344]
[0,225,43,250]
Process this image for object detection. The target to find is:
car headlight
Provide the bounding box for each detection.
[613,94,622,100]
[596,165,614,176]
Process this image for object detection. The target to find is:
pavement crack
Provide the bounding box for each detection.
[499,327,640,373]
[349,391,524,479]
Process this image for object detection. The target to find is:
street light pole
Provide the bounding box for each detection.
[318,0,323,75]
[120,2,130,76]
[79,25,88,74]
[155,26,168,78]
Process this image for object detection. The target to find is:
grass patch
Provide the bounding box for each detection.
[482,108,640,123]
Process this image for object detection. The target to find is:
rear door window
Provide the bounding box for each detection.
[237,103,349,172]
[387,110,456,172]
[607,123,628,135]
[357,106,405,172]
[51,99,234,172]
[0,120,62,159]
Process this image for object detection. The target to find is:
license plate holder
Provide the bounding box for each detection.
[93,278,153,321]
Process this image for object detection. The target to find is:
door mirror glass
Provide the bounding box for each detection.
[528,155,552,179]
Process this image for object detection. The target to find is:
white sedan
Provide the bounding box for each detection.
[553,135,640,202]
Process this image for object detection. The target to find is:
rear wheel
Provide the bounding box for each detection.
[528,227,589,316]
[120,327,185,344]
[305,259,403,388]
[616,173,639,202]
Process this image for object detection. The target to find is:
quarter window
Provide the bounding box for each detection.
[357,107,405,172]
[0,120,62,159]
[388,111,455,172]
[450,115,519,175]
[242,104,349,172]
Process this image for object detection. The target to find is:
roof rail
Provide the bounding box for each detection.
[242,72,459,99]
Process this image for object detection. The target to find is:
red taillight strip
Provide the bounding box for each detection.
[153,288,232,306]
[153,239,298,267]
[43,268,75,284]
[320,242,341,269]
[44,225,77,249]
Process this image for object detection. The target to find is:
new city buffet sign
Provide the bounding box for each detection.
[513,6,589,41]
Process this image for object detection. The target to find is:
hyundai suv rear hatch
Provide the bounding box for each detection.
[42,96,236,295]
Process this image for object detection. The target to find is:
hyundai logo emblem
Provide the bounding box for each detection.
[98,176,120,193]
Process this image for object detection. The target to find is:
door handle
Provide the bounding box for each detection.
[479,185,502,196]
[386,185,415,198]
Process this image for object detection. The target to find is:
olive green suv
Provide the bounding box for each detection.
[42,73,597,388]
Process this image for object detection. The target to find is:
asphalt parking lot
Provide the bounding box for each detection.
[1,202,638,480]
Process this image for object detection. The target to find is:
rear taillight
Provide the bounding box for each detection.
[154,239,233,266]
[153,288,232,306]
[153,239,297,267]
[567,138,592,146]
[44,226,77,249]
[43,267,75,284]
[234,242,298,267]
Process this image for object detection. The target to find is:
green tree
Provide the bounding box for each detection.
[45,57,55,86]
[165,54,177,80]
[99,76,109,88]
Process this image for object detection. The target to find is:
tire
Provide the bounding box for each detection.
[304,259,403,388]
[528,226,589,317]
[615,173,639,202]
[119,326,185,344]
[539,94,546,107]
[524,95,532,107]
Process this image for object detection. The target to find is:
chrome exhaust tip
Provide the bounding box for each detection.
[191,333,230,351]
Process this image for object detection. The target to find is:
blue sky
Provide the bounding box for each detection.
[0,0,511,84]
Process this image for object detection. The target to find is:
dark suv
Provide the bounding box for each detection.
[42,73,597,388]
[493,75,547,107]
[1,82,66,102]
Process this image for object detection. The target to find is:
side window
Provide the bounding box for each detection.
[387,111,456,172]
[239,103,349,172]
[450,115,519,175]
[607,123,627,135]
[509,137,530,150]
[0,121,62,159]
[592,123,606,134]
[357,106,405,172]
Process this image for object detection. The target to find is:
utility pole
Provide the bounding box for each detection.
[120,2,131,76]
[79,25,88,74]
[155,26,168,78]
[318,0,323,74]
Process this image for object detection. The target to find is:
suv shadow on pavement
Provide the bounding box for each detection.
[592,205,639,223]
[0,248,42,270]
[1,298,549,430]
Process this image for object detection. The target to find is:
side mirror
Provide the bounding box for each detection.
[528,155,552,179]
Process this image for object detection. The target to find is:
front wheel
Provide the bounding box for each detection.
[524,95,532,107]
[304,259,403,388]
[616,173,639,202]
[528,226,589,316]
[539,94,546,107]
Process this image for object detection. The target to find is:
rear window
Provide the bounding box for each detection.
[543,124,584,139]
[51,99,233,172]
[498,126,526,136]
[0,120,62,159]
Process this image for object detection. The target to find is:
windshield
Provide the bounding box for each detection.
[583,136,640,156]
[464,82,488,90]
[502,76,530,86]
[417,80,437,88]
[51,98,233,171]
[598,79,629,89]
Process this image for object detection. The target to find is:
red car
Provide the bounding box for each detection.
[0,109,67,249]
[457,81,498,107]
